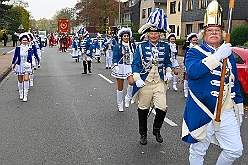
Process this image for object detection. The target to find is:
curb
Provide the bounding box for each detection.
[0,66,12,82]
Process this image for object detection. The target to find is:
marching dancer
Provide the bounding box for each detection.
[104,32,117,69]
[183,33,198,97]
[11,33,33,102]
[71,34,81,62]
[132,8,172,145]
[181,1,244,164]
[81,31,93,74]
[168,33,179,91]
[111,27,135,112]
[28,32,40,87]
[94,33,104,63]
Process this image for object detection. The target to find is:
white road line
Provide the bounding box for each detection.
[151,109,178,127]
[98,74,114,84]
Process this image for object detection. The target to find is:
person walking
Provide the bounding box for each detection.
[81,31,93,74]
[11,33,33,101]
[111,27,135,112]
[94,33,104,63]
[104,32,117,69]
[12,32,18,47]
[183,33,198,98]
[3,31,8,46]
[168,33,180,91]
[181,1,244,164]
[132,8,172,145]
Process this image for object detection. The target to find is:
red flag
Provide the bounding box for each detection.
[58,19,69,33]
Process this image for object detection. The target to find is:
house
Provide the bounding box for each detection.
[122,0,141,28]
[181,0,248,38]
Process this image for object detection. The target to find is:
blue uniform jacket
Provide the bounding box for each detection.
[113,42,136,64]
[72,40,81,50]
[132,41,172,96]
[12,46,33,65]
[182,43,243,143]
[103,37,117,51]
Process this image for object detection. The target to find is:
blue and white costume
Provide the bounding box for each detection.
[111,42,135,79]
[12,45,33,75]
[104,36,116,68]
[81,31,93,74]
[94,34,104,62]
[71,35,81,62]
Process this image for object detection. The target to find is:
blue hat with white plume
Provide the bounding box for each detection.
[187,33,198,41]
[118,26,132,38]
[138,8,169,34]
[77,26,85,35]
[19,32,30,42]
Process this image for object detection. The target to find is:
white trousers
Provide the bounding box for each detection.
[106,50,113,67]
[189,110,243,165]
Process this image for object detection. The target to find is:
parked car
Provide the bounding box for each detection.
[232,47,248,105]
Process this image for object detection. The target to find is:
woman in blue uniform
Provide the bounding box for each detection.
[11,33,33,102]
[111,27,135,112]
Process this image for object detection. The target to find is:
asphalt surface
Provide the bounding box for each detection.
[0,46,247,164]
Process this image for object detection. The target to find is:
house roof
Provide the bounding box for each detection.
[154,0,167,3]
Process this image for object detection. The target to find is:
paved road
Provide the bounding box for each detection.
[0,46,247,164]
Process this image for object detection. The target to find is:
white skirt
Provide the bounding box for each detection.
[14,63,32,75]
[111,64,132,79]
[172,59,180,69]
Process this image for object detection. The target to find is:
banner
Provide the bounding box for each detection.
[58,19,69,33]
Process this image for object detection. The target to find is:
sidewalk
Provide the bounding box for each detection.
[0,42,15,82]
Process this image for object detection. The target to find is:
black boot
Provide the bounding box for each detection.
[97,57,101,63]
[153,108,167,143]
[138,108,149,145]
[82,61,87,74]
[87,61,92,73]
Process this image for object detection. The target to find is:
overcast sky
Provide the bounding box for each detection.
[23,0,127,20]
[25,0,79,20]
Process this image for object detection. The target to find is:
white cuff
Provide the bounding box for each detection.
[133,73,141,82]
[202,55,220,70]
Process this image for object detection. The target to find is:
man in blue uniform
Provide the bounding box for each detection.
[181,1,244,164]
[81,31,93,74]
[132,8,172,145]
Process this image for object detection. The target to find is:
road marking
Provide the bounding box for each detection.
[151,109,178,127]
[7,49,15,54]
[98,74,114,84]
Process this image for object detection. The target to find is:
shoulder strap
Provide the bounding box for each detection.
[192,45,212,57]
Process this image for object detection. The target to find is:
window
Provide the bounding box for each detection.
[178,1,181,12]
[142,9,146,19]
[233,52,244,64]
[198,23,204,30]
[199,0,208,9]
[186,0,193,11]
[170,1,176,14]
[186,24,193,36]
[124,13,131,21]
[148,7,152,17]
[129,0,134,7]
[169,25,175,33]
[177,26,180,36]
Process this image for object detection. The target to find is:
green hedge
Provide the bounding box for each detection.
[231,26,248,46]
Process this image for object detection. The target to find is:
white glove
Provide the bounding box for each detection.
[111,63,119,73]
[215,43,232,61]
[72,48,75,51]
[239,114,243,126]
[86,50,90,55]
[136,79,146,88]
[164,72,173,81]
[93,49,96,53]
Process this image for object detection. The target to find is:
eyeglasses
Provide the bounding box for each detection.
[205,29,221,34]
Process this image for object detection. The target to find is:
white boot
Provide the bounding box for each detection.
[18,82,23,99]
[125,85,133,108]
[184,80,188,98]
[30,74,34,87]
[173,74,178,91]
[23,81,29,102]
[117,90,123,112]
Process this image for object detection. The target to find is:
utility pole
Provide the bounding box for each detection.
[118,0,121,24]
